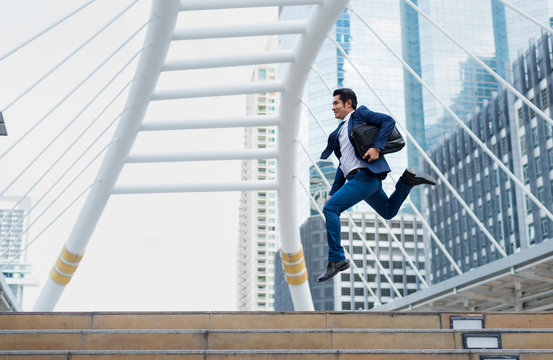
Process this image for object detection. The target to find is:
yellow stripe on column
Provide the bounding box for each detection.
[61,246,83,263]
[55,258,78,275]
[49,246,83,285]
[50,268,72,285]
[281,246,308,285]
[280,246,304,263]
[282,258,306,274]
[285,270,308,285]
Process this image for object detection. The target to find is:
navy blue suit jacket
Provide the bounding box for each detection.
[320,105,395,196]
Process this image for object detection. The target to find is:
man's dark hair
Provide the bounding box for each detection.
[333,88,357,109]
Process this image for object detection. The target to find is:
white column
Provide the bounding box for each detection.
[278,0,349,311]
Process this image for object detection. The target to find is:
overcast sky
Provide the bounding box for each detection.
[0,0,277,311]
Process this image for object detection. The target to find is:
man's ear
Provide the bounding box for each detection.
[345,99,353,109]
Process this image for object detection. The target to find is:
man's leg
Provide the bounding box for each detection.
[366,169,437,219]
[323,172,381,261]
[364,179,412,220]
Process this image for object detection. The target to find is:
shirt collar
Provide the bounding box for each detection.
[342,110,355,124]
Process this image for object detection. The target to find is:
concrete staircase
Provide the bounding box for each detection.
[0,312,552,359]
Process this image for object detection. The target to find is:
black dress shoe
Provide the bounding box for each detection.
[317,260,350,282]
[400,168,437,186]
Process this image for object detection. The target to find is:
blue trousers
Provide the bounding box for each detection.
[323,169,412,262]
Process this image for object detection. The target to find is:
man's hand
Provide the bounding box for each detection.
[363,147,380,162]
[324,196,331,205]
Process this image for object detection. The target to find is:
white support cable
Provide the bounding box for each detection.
[402,0,553,130]
[1,0,143,113]
[348,5,553,224]
[0,0,97,62]
[0,39,145,202]
[0,183,94,270]
[0,141,112,263]
[310,65,333,93]
[0,81,131,244]
[295,175,382,306]
[0,18,150,163]
[386,173,463,275]
[0,49,140,226]
[301,97,462,275]
[296,138,402,297]
[328,35,508,257]
[300,99,328,137]
[495,0,553,36]
[0,116,121,257]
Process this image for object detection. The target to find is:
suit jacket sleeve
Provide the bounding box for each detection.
[356,106,396,150]
[329,166,346,197]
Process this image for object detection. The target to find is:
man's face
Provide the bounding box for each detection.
[332,95,353,120]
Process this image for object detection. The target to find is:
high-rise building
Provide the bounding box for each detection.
[424,33,553,283]
[0,197,35,308]
[237,60,280,310]
[274,212,426,311]
[511,33,553,247]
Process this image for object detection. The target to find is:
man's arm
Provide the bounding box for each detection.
[327,167,346,199]
[356,106,396,151]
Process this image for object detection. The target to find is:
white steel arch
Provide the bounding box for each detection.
[278,0,350,309]
[34,0,349,311]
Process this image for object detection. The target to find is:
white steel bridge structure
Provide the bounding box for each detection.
[0,0,553,312]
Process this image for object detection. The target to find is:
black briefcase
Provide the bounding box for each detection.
[350,123,405,156]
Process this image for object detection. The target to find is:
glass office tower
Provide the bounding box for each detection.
[505,0,553,66]
[404,0,508,153]
[405,0,553,152]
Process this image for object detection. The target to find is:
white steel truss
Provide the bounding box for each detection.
[33,0,349,311]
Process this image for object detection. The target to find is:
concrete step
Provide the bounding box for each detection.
[0,312,446,330]
[0,349,552,360]
[442,313,553,329]
[2,328,553,351]
[4,311,552,331]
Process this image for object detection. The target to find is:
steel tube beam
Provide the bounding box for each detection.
[112,181,279,194]
[163,51,295,71]
[151,81,284,100]
[126,148,278,163]
[140,115,279,131]
[33,0,182,311]
[172,21,306,40]
[277,0,349,311]
[180,0,323,11]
